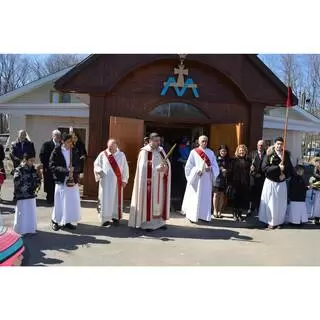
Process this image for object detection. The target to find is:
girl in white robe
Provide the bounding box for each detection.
[311,159,320,224]
[13,154,41,235]
[286,165,308,225]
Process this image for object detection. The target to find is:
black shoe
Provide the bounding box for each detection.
[51,220,60,231]
[63,223,77,230]
[112,219,120,226]
[101,221,111,227]
[315,218,320,225]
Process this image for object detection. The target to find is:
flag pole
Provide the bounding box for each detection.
[282,86,293,160]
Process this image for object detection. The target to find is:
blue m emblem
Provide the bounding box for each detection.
[160,63,199,98]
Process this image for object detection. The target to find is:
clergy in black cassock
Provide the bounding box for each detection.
[39,130,61,205]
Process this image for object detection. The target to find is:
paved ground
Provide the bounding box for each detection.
[1,177,320,266]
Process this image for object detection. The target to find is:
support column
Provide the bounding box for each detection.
[248,103,265,152]
[82,95,109,199]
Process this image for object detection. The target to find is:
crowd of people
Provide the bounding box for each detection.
[1,127,320,266]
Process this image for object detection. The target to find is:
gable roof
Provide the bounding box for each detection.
[248,55,299,106]
[0,66,75,104]
[54,54,298,106]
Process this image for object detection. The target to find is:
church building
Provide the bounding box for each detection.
[55,54,297,199]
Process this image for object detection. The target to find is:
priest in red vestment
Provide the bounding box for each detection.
[129,133,171,231]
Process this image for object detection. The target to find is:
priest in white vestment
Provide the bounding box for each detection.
[129,133,171,231]
[50,133,81,231]
[94,139,129,226]
[181,135,219,223]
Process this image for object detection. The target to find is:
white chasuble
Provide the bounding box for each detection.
[181,148,219,222]
[94,149,129,222]
[128,145,171,230]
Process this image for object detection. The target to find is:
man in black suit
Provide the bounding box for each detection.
[39,130,61,205]
[248,139,266,215]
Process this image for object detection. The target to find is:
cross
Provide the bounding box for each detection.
[174,64,188,88]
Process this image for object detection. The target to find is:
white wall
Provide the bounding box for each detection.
[8,83,83,104]
[8,115,89,162]
[262,128,302,164]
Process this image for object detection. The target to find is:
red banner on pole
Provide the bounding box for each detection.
[286,86,293,108]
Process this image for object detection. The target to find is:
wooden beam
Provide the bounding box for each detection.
[82,94,109,199]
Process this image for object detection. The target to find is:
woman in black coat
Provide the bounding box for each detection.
[229,144,251,221]
[73,133,87,174]
[213,145,231,218]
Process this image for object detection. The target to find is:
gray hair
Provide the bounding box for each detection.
[198,135,208,143]
[52,130,61,136]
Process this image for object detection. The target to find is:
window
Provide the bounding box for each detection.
[50,91,71,103]
[149,102,206,119]
[51,91,60,103]
[61,93,71,103]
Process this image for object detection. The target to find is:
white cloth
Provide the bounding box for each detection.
[306,189,314,218]
[128,145,171,230]
[259,178,287,227]
[181,148,219,222]
[13,198,37,235]
[94,149,129,222]
[311,190,320,218]
[61,146,71,173]
[286,201,308,224]
[52,184,81,225]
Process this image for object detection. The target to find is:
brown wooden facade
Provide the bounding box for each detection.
[55,54,297,199]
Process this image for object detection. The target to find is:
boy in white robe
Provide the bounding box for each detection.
[13,154,41,236]
[50,133,81,231]
[94,139,129,226]
[129,133,171,231]
[181,135,219,223]
[258,137,294,229]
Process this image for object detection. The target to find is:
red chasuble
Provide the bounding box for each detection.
[104,151,123,220]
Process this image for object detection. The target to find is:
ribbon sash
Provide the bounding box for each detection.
[146,151,153,221]
[145,150,169,222]
[195,148,211,167]
[104,151,123,220]
[159,151,169,221]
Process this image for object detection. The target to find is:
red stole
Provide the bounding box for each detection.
[145,150,169,222]
[104,151,122,220]
[195,148,211,167]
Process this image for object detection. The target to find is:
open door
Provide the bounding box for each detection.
[109,116,144,200]
[209,123,243,156]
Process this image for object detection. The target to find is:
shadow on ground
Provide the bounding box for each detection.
[68,222,254,243]
[22,230,111,266]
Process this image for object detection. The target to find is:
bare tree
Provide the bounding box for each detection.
[0,54,32,95]
[29,54,83,79]
[43,54,82,75]
[278,54,304,93]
